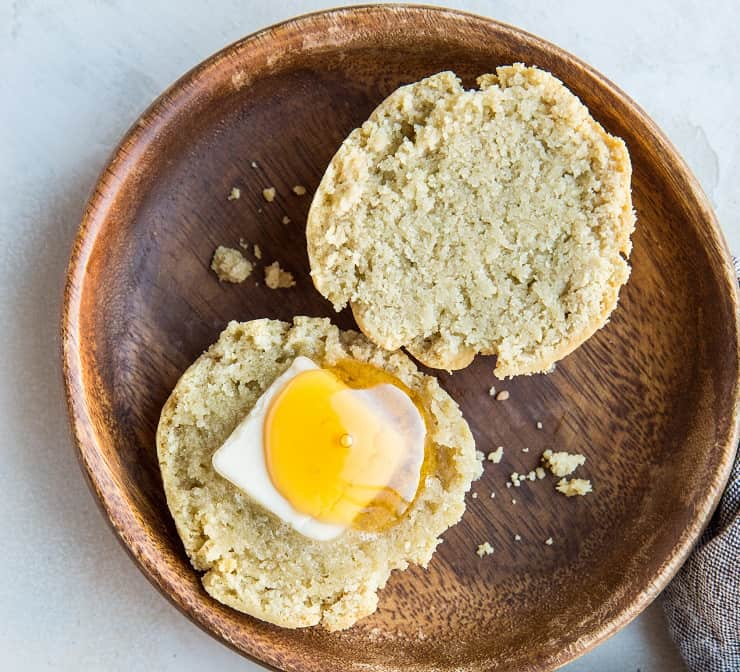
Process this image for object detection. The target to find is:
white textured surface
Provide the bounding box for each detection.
[2,1,737,670]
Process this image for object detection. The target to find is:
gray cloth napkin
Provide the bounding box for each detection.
[662,264,740,671]
[663,451,739,671]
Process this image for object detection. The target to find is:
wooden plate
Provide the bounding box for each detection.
[62,6,740,672]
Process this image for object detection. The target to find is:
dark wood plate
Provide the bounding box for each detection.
[61,6,740,672]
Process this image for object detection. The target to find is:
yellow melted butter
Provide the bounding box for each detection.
[263,359,434,533]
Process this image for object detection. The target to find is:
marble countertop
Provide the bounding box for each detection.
[2,1,737,670]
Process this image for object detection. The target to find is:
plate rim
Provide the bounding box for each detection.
[60,4,740,671]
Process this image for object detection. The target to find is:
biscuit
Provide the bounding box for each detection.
[307,65,634,376]
[156,317,481,630]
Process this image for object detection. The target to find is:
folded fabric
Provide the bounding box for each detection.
[662,264,740,671]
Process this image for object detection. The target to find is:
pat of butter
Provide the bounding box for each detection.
[212,356,346,541]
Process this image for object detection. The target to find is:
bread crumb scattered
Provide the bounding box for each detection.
[510,472,521,488]
[471,492,478,499]
[292,185,307,195]
[536,421,543,430]
[514,534,521,541]
[211,246,253,283]
[542,449,586,477]
[545,537,554,545]
[238,238,248,249]
[282,215,291,224]
[535,467,546,480]
[526,470,537,481]
[556,478,593,497]
[511,498,517,504]
[262,187,276,202]
[227,187,241,201]
[490,492,495,498]
[522,447,529,453]
[495,390,510,401]
[488,386,496,396]
[506,482,512,488]
[476,542,494,557]
[250,161,258,169]
[264,261,296,289]
[487,447,504,463]
[368,626,382,641]
[254,244,262,260]
[476,450,485,462]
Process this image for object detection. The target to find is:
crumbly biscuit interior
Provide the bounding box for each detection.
[156,317,481,630]
[307,65,634,376]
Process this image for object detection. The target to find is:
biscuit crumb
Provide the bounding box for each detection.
[250,161,258,169]
[262,187,276,202]
[511,498,517,504]
[211,246,253,283]
[514,534,521,541]
[545,537,554,546]
[542,449,586,477]
[487,447,504,463]
[495,390,510,401]
[506,482,512,488]
[254,244,262,260]
[510,472,522,487]
[556,478,592,497]
[476,542,494,557]
[527,470,537,481]
[231,71,248,89]
[490,492,495,498]
[227,187,241,201]
[536,421,543,430]
[264,261,296,289]
[282,215,291,224]
[292,185,307,196]
[488,386,496,396]
[535,467,546,480]
[522,447,529,453]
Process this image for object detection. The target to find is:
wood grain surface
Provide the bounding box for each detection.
[61,6,740,672]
